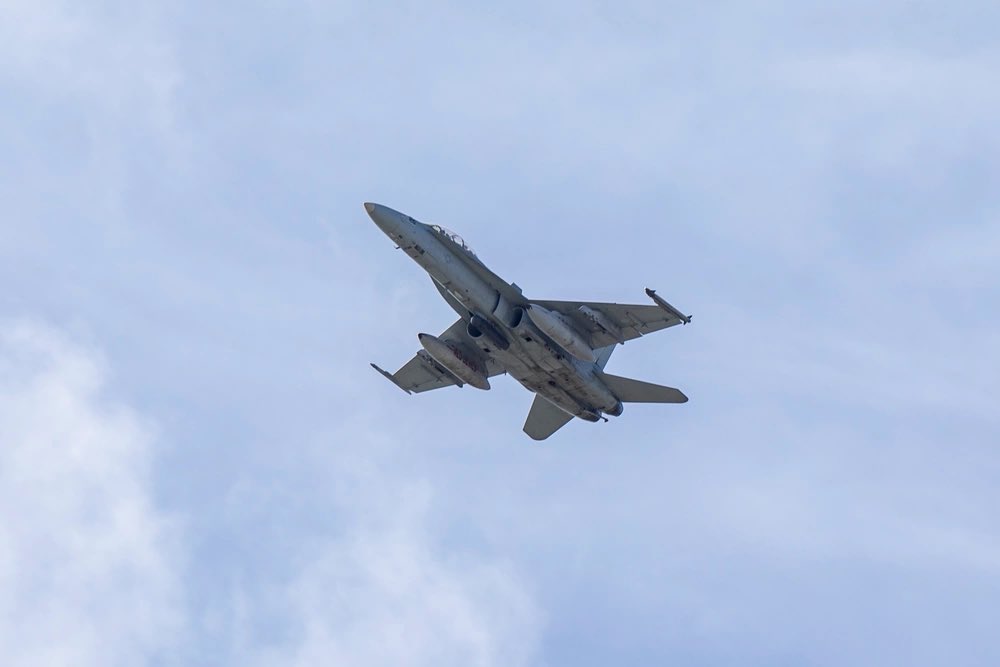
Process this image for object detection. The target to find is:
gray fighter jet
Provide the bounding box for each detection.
[365,202,692,440]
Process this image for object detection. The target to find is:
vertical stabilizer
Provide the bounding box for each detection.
[594,344,616,370]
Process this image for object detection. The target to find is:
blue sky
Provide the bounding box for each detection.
[2,2,999,665]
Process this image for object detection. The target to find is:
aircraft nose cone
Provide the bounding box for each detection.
[364,201,406,239]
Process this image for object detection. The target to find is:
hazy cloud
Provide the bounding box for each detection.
[2,1,999,665]
[255,476,540,666]
[0,321,182,667]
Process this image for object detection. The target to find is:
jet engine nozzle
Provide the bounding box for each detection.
[468,315,510,350]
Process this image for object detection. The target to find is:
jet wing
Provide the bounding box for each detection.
[371,318,503,394]
[530,290,690,349]
[523,394,574,440]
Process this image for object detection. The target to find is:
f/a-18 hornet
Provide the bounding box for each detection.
[365,202,692,440]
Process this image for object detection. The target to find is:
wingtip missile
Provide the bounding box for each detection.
[645,288,692,324]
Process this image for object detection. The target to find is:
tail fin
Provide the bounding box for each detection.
[597,371,688,404]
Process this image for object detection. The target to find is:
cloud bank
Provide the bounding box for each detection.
[0,322,181,666]
[3,1,999,665]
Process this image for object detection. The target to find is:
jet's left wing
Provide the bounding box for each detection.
[531,288,691,349]
[371,318,503,394]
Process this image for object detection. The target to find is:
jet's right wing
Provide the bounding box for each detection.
[371,318,502,394]
[523,394,574,440]
[530,288,691,349]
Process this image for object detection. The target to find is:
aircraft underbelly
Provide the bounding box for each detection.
[504,344,617,420]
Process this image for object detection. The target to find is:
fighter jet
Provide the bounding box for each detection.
[365,202,692,440]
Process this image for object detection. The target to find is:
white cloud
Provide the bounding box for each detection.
[4,2,999,665]
[890,219,1000,291]
[770,49,1000,172]
[0,321,182,667]
[0,0,185,248]
[0,1,180,127]
[231,430,543,667]
[773,50,1000,108]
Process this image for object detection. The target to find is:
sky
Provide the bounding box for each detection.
[2,1,999,665]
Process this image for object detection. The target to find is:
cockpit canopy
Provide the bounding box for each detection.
[430,224,477,257]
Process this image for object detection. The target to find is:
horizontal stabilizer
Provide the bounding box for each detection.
[597,371,688,404]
